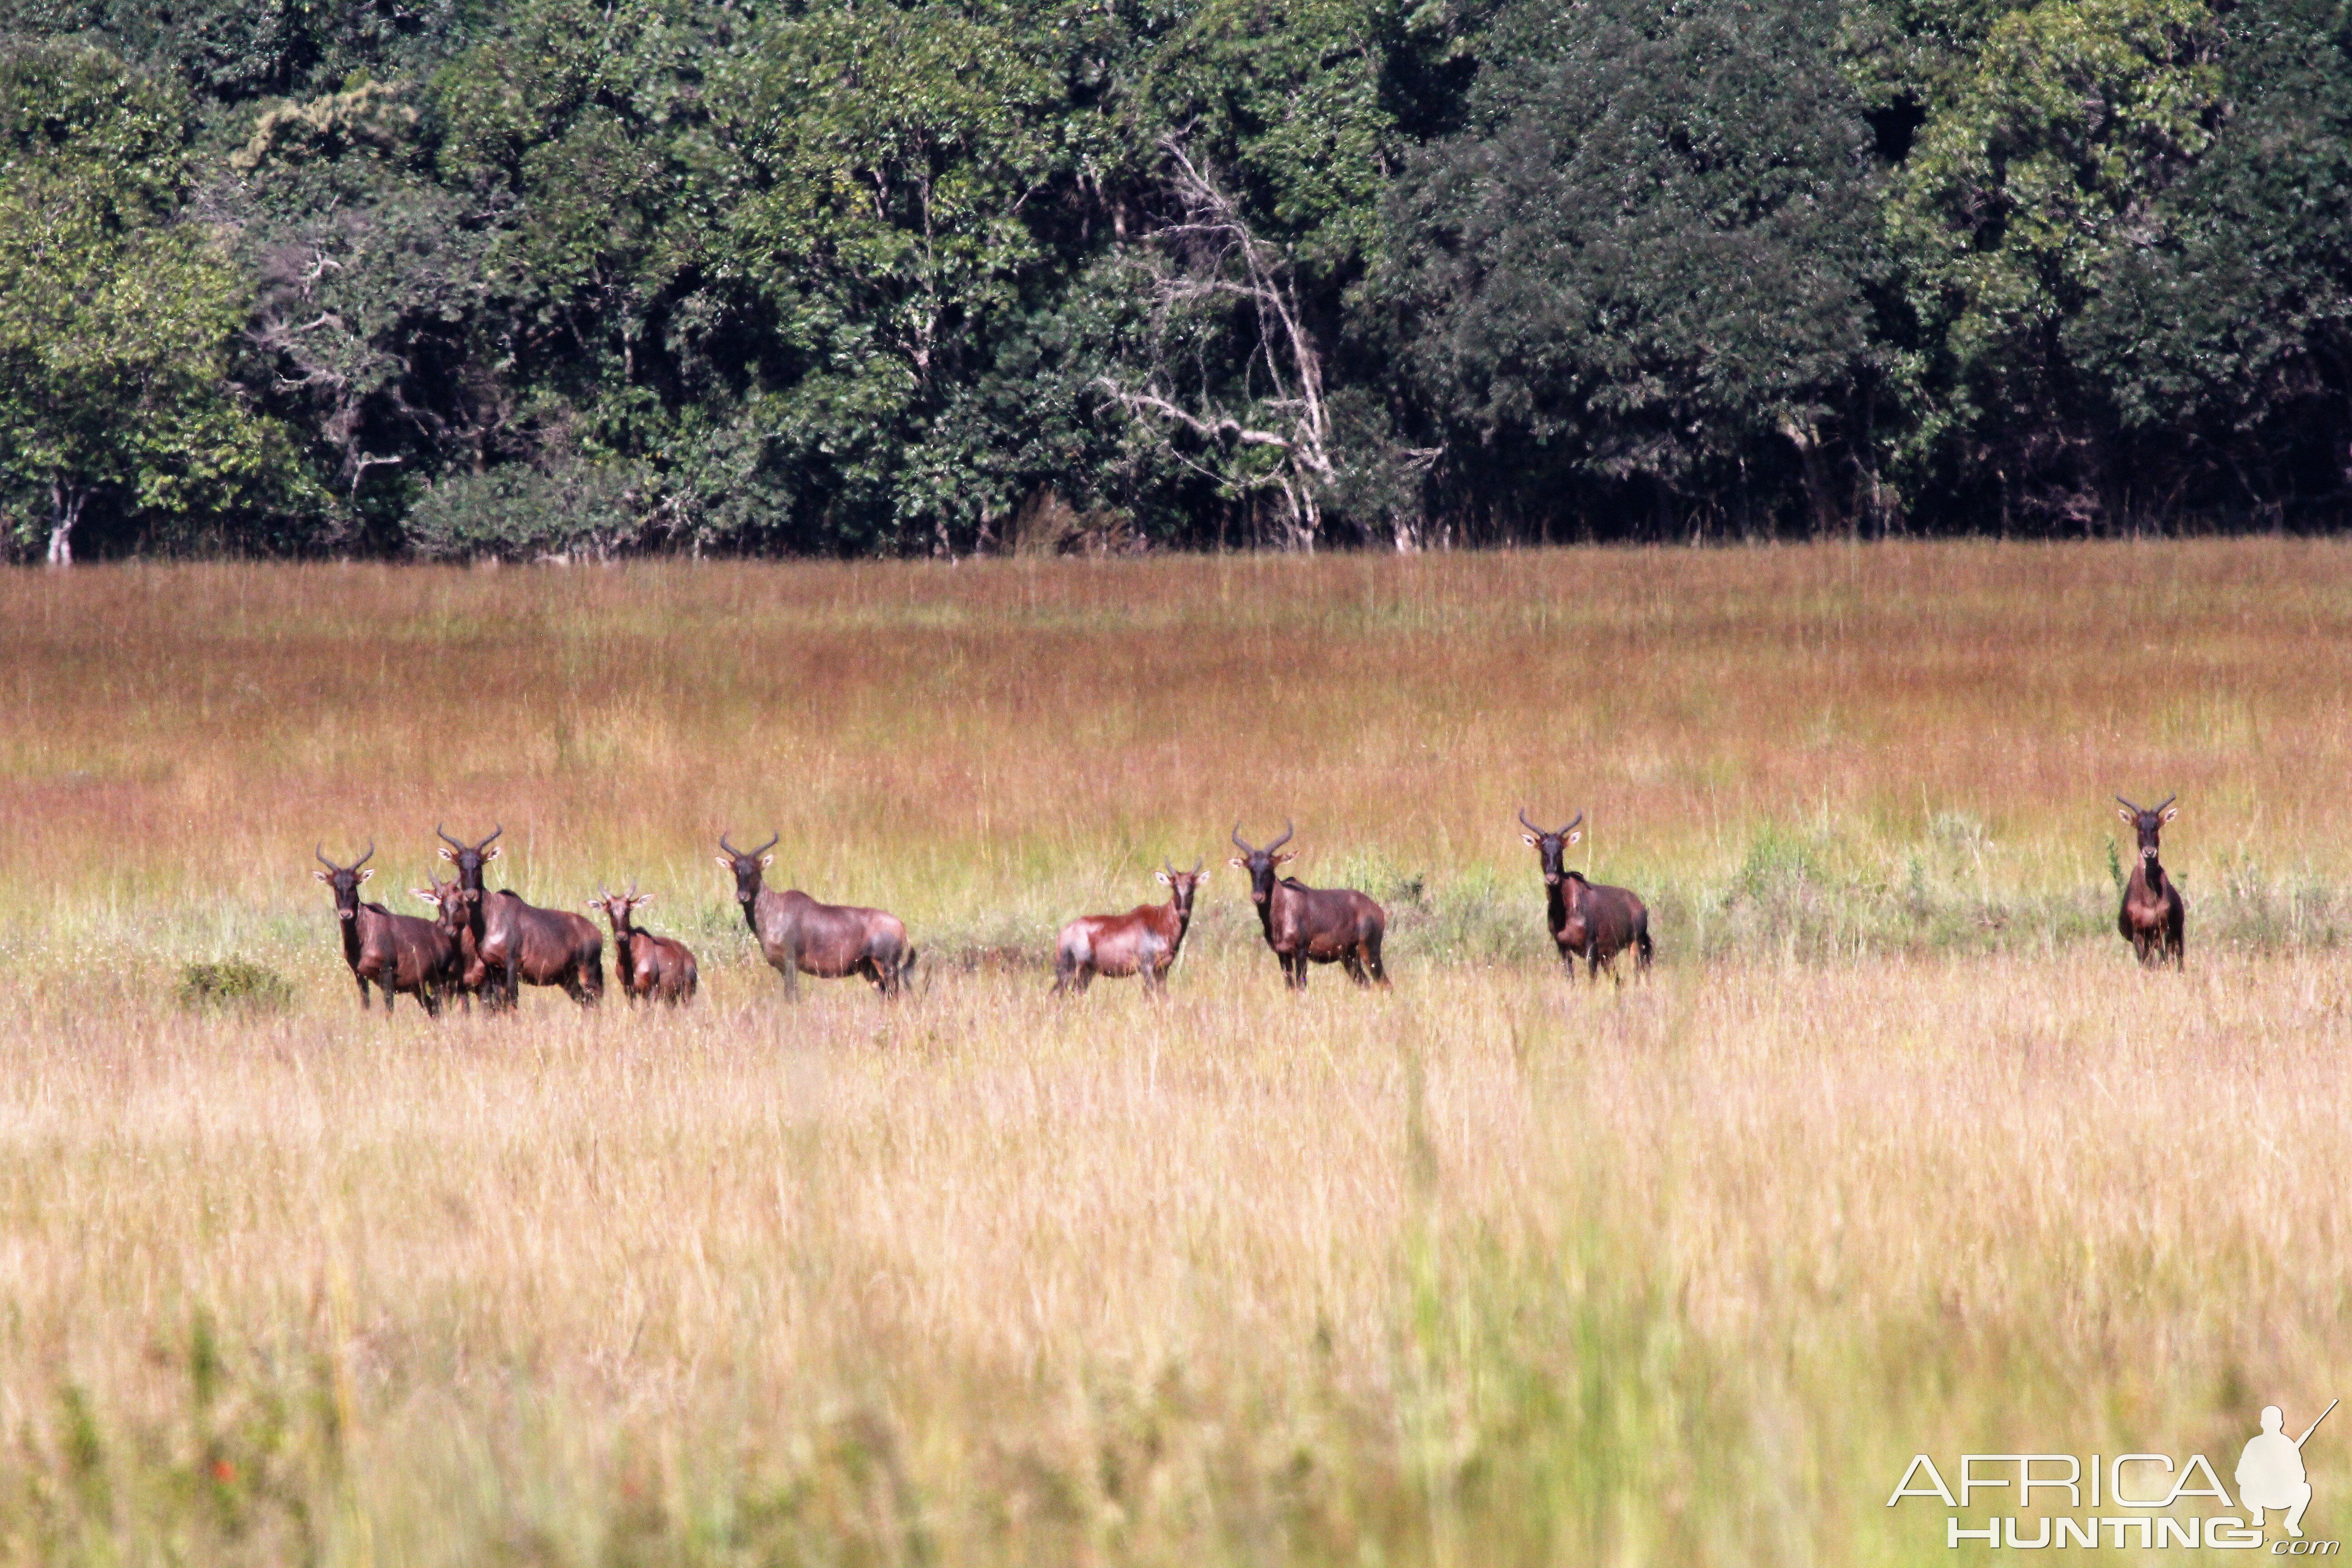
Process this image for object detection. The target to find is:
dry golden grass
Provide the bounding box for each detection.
[3,542,2351,1564]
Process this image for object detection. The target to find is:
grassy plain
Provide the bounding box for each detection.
[2,542,2350,1564]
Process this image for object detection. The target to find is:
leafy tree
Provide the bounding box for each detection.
[0,39,312,561]
[1883,0,2224,528]
[2067,0,2352,525]
[1373,0,1888,539]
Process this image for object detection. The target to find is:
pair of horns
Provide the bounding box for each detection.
[435,823,502,852]
[316,841,374,872]
[719,831,779,859]
[1231,821,1294,855]
[2116,794,2178,816]
[1163,856,1205,875]
[1518,809,1583,838]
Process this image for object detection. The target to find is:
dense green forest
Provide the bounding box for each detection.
[0,0,2347,559]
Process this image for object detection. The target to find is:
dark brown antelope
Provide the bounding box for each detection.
[2115,794,2186,968]
[1052,859,1205,995]
[716,832,915,997]
[1519,810,1652,982]
[588,885,699,1005]
[1228,823,1389,990]
[435,824,605,1007]
[313,845,461,1015]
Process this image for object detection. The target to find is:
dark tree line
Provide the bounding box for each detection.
[1,0,2347,560]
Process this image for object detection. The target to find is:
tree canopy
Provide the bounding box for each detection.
[0,0,2345,557]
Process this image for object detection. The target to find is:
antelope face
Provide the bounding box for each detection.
[414,877,466,936]
[590,889,653,928]
[1519,812,1584,888]
[1228,824,1297,907]
[314,844,375,921]
[715,833,779,906]
[1156,862,1207,917]
[2115,796,2179,864]
[436,824,503,895]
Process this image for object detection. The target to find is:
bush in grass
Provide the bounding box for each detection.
[176,959,293,1015]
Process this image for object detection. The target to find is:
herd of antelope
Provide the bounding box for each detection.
[311,796,2188,1014]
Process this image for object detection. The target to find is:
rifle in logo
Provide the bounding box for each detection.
[2239,1398,2336,1539]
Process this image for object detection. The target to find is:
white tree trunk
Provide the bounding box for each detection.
[46,482,83,568]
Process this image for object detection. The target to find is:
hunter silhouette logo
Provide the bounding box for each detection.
[1887,1399,2340,1551]
[2241,1401,2335,1539]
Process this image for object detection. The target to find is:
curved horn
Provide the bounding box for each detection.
[2155,794,2177,814]
[1563,812,1583,835]
[2116,794,2143,813]
[1519,808,1543,836]
[1232,823,1256,853]
[1268,819,1294,851]
[349,841,374,869]
[750,832,780,858]
[479,823,502,848]
[436,823,463,850]
[719,831,740,857]
[317,843,338,870]
[1191,857,1204,875]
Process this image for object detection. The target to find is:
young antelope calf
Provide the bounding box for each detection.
[1053,860,1204,995]
[588,886,700,1005]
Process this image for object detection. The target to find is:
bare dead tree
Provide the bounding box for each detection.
[1098,136,1334,551]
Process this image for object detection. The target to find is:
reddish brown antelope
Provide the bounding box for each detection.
[1052,859,1205,995]
[588,885,699,1005]
[435,824,605,1007]
[2115,794,2186,967]
[1228,823,1389,990]
[1519,810,1652,982]
[716,833,915,997]
[313,845,461,1015]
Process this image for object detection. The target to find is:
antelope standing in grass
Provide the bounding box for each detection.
[716,832,916,997]
[436,824,605,1007]
[1053,859,1205,995]
[313,845,461,1015]
[1229,823,1388,990]
[1519,810,1651,982]
[589,885,699,1005]
[2115,794,2186,967]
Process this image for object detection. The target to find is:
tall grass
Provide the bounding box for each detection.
[3,542,2350,1563]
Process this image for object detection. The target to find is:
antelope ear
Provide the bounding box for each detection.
[356,867,374,883]
[482,845,501,861]
[1567,829,1582,845]
[1156,871,1173,886]
[759,853,774,869]
[314,868,331,882]
[1228,856,1249,869]
[1274,849,1297,864]
[633,892,655,907]
[714,854,735,870]
[412,888,439,907]
[438,845,457,862]
[1521,832,1539,847]
[2161,803,2179,823]
[2117,805,2138,825]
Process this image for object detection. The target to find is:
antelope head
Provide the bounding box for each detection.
[2114,795,2179,867]
[436,823,503,895]
[1519,810,1584,888]
[715,832,779,906]
[1155,857,1208,919]
[1228,822,1297,907]
[314,843,375,921]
